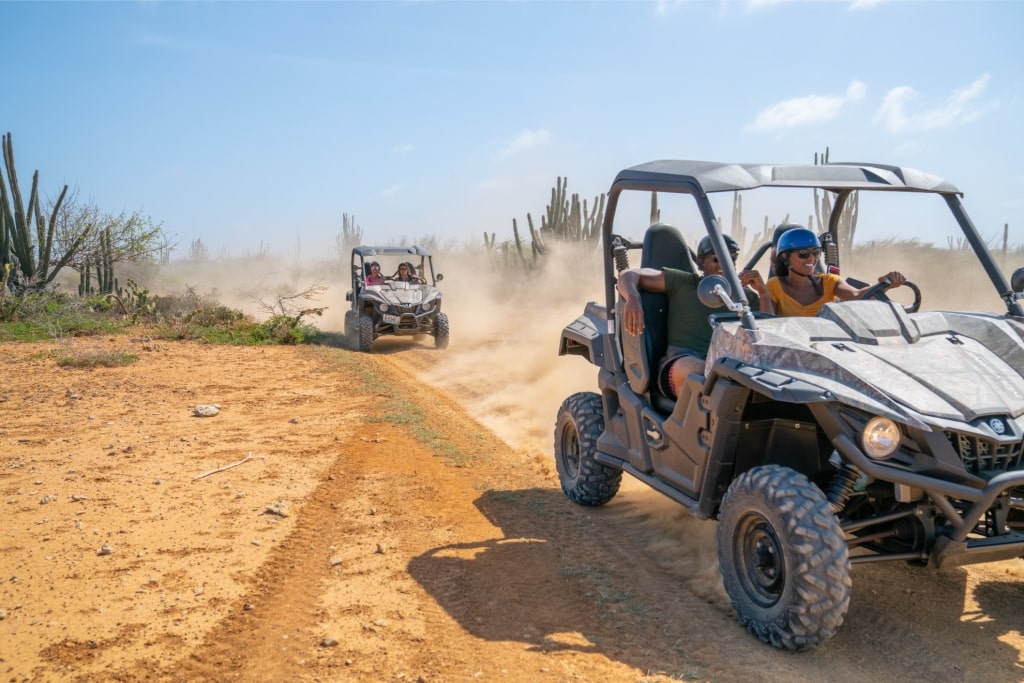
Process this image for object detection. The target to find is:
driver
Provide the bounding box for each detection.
[766,227,907,317]
[394,262,421,283]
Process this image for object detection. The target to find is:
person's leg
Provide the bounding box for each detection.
[669,354,706,399]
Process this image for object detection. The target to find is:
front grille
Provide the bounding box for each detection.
[944,430,1024,476]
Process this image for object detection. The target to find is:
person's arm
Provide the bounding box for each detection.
[740,269,774,315]
[617,268,665,336]
[835,271,908,301]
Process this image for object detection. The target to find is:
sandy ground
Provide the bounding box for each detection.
[2,330,1023,683]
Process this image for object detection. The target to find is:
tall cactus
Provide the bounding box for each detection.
[0,132,86,292]
[812,146,859,249]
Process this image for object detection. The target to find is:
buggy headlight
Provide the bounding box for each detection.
[420,302,433,314]
[862,417,900,459]
[379,303,390,312]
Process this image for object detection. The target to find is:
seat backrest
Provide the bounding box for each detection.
[640,223,696,379]
[621,223,695,405]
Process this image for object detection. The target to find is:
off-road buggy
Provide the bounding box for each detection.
[344,245,448,353]
[554,160,1024,650]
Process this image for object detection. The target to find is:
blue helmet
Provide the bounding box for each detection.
[697,234,739,260]
[776,227,820,254]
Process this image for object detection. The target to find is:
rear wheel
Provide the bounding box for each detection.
[553,392,620,506]
[434,312,450,349]
[717,465,851,651]
[358,315,374,353]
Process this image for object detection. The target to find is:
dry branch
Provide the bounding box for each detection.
[192,452,264,481]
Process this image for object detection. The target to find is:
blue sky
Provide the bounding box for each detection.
[3,0,1022,259]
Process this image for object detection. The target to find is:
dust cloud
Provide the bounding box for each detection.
[412,242,603,456]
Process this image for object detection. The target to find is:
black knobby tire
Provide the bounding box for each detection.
[553,392,621,506]
[434,312,450,349]
[717,465,851,651]
[358,315,375,353]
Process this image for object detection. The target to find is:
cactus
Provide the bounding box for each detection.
[0,132,86,292]
[335,213,363,257]
[812,146,859,249]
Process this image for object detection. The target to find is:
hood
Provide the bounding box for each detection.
[367,283,440,307]
[710,301,1024,424]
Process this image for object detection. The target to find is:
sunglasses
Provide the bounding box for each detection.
[795,248,822,259]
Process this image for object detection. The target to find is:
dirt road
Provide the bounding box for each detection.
[1,333,1022,682]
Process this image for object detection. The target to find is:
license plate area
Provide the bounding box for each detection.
[382,314,401,324]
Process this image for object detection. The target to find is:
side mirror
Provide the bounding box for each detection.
[1012,267,1024,293]
[345,291,352,302]
[697,275,733,308]
[436,273,444,282]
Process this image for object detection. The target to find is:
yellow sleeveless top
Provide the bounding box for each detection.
[767,273,842,317]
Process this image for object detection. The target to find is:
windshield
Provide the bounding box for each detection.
[357,255,434,284]
[610,185,1012,314]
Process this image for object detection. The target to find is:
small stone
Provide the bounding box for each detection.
[243,603,254,611]
[98,543,113,556]
[320,637,338,647]
[192,404,220,418]
[375,543,387,554]
[330,557,344,567]
[288,417,299,424]
[39,495,53,505]
[264,501,289,518]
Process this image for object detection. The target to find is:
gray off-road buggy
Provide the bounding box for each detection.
[554,160,1024,650]
[344,245,448,353]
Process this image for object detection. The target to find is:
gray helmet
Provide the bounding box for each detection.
[697,234,739,261]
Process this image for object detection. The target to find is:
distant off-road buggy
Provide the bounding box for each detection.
[345,245,448,353]
[555,160,1024,650]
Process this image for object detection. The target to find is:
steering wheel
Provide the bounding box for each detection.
[857,279,922,313]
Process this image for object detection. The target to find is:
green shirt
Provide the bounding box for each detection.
[663,268,760,355]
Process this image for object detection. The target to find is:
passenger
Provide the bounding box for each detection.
[365,262,385,286]
[618,234,773,400]
[766,227,907,317]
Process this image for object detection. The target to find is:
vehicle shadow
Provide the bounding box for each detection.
[408,487,1024,682]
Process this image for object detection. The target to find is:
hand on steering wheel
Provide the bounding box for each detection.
[858,278,922,313]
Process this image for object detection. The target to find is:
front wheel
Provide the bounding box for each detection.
[717,465,851,651]
[553,392,620,506]
[434,312,450,349]
[358,315,375,353]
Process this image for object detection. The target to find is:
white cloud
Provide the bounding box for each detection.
[744,80,866,133]
[874,73,995,133]
[497,128,551,159]
[380,184,401,198]
[392,143,413,156]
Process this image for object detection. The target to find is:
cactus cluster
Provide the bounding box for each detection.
[484,176,605,271]
[0,132,86,292]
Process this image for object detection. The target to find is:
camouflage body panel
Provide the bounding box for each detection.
[707,300,1024,427]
